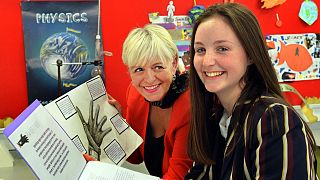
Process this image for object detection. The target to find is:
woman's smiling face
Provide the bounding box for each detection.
[129,60,176,102]
[193,16,251,97]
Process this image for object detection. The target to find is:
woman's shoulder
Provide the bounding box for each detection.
[250,94,299,122]
[251,93,288,108]
[170,89,191,127]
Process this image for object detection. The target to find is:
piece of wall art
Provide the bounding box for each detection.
[187,5,205,25]
[299,0,318,26]
[266,33,320,82]
[21,0,103,105]
[261,0,287,9]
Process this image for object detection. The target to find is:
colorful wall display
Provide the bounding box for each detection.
[266,33,320,82]
[149,14,192,72]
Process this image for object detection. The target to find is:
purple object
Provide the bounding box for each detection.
[154,23,176,29]
[177,45,190,52]
[3,100,41,137]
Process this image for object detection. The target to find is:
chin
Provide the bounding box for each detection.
[205,85,219,93]
[144,93,164,102]
[146,97,162,102]
[142,90,166,101]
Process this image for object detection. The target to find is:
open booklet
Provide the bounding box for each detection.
[3,100,159,180]
[45,75,143,165]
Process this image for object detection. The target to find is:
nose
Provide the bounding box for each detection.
[202,51,216,66]
[144,69,156,83]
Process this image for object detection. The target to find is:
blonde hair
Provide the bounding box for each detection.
[122,24,178,69]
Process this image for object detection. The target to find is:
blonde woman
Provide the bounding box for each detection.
[109,24,192,179]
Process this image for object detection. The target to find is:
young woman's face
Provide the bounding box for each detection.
[193,16,250,97]
[129,60,176,102]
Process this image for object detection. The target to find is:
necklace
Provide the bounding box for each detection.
[148,72,189,109]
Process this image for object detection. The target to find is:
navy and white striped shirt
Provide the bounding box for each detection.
[185,96,317,180]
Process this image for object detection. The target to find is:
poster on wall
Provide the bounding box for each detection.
[21,0,103,105]
[266,33,320,82]
[149,14,192,72]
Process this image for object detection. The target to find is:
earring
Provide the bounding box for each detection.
[172,74,177,89]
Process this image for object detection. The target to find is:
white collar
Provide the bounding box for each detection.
[219,110,232,139]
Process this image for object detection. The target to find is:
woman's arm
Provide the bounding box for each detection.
[163,114,192,179]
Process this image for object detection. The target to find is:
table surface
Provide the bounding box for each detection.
[0,129,37,180]
[0,154,37,180]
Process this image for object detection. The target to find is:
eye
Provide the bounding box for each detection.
[152,65,165,73]
[154,65,164,70]
[133,67,144,72]
[195,47,206,54]
[217,47,229,52]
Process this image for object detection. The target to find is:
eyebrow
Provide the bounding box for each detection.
[194,42,203,46]
[152,62,163,66]
[128,66,139,71]
[194,40,232,46]
[130,61,163,68]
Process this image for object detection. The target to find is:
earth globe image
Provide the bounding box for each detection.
[40,32,88,80]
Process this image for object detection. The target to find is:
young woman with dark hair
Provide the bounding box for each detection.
[186,3,317,179]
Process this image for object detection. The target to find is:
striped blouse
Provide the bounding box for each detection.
[185,95,317,180]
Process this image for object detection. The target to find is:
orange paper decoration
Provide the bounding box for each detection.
[261,0,287,9]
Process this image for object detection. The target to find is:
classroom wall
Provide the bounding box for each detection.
[1,0,320,118]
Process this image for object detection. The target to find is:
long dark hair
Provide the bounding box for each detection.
[187,3,315,164]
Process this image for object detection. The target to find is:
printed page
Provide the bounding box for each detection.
[45,75,143,165]
[79,161,160,180]
[3,100,86,180]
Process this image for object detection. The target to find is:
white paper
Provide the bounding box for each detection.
[45,76,143,165]
[79,161,160,180]
[4,101,86,180]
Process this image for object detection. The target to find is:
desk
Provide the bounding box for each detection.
[0,129,36,180]
[0,157,37,180]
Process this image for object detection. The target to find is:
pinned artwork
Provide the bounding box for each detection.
[21,1,104,105]
[149,12,192,72]
[299,0,318,25]
[148,12,160,23]
[188,0,205,25]
[275,13,282,27]
[261,0,287,9]
[188,5,205,25]
[266,33,320,82]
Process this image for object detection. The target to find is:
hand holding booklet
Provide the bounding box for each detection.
[3,76,159,179]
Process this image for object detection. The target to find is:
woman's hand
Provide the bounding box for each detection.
[83,153,96,161]
[107,94,122,114]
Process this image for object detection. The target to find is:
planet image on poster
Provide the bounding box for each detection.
[40,32,88,80]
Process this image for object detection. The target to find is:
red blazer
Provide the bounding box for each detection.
[125,83,192,179]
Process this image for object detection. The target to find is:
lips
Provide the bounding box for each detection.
[205,71,224,77]
[144,84,159,90]
[143,84,160,93]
